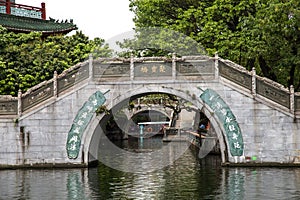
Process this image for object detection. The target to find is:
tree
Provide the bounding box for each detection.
[119,0,207,57]
[118,27,206,57]
[243,0,300,90]
[129,0,201,28]
[0,27,112,96]
[130,93,197,127]
[128,0,300,90]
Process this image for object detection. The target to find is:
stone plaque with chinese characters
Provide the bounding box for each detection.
[66,91,106,159]
[200,88,244,156]
[134,62,172,77]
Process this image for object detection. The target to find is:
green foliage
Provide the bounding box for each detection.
[244,0,300,90]
[91,37,112,59]
[0,28,112,96]
[96,105,110,116]
[118,27,206,57]
[128,0,300,90]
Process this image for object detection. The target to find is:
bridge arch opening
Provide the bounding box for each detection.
[81,87,230,168]
[128,110,171,137]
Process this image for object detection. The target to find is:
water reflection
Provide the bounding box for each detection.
[89,147,222,200]
[0,169,93,200]
[67,171,90,200]
[2,138,300,199]
[215,168,300,200]
[97,136,190,173]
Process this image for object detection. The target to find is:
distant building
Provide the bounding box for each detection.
[0,0,77,36]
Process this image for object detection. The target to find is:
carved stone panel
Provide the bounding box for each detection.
[134,62,172,77]
[176,60,214,76]
[219,61,252,90]
[22,82,54,111]
[58,64,89,93]
[93,63,130,78]
[256,79,290,108]
[0,100,17,115]
[296,95,300,111]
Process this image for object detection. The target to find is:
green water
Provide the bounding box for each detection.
[1,138,300,199]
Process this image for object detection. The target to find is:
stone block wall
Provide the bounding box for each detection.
[216,82,299,164]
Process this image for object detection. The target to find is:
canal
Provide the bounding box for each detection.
[1,137,300,199]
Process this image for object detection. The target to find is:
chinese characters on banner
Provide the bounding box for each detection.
[200,89,244,156]
[66,91,106,159]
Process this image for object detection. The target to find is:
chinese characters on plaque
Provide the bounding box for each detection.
[200,88,244,156]
[66,91,106,159]
[135,62,172,77]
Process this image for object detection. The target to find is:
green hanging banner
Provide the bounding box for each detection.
[66,91,106,159]
[200,89,244,156]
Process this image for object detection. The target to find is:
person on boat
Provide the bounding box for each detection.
[198,122,209,137]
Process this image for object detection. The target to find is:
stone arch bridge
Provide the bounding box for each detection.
[0,55,299,168]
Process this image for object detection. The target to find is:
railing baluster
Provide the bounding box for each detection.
[130,54,134,81]
[214,52,219,79]
[53,71,58,97]
[290,85,295,115]
[18,89,22,117]
[172,53,176,80]
[89,54,93,81]
[252,67,256,97]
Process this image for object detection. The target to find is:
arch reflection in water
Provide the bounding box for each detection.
[97,132,190,173]
[90,145,223,199]
[2,147,300,199]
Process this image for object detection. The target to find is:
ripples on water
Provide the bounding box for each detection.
[1,138,300,199]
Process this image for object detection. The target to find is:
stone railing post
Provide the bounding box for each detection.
[290,85,295,115]
[251,67,256,97]
[53,71,58,97]
[89,54,93,81]
[214,52,219,79]
[130,53,134,81]
[172,53,176,80]
[17,89,22,117]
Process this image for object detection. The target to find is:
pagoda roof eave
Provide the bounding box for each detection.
[3,25,77,35]
[0,13,77,35]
